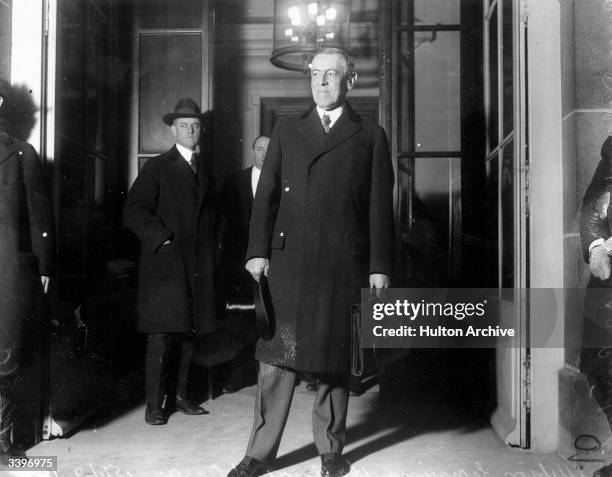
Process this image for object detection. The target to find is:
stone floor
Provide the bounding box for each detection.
[19,379,598,477]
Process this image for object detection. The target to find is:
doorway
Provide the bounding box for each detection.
[379,0,530,446]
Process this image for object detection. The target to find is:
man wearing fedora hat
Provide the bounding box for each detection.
[124,98,217,425]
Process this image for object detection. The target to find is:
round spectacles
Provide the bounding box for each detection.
[310,69,341,81]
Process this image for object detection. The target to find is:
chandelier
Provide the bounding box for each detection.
[271,0,352,72]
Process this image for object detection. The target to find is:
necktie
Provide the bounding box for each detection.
[189,153,198,174]
[322,113,331,133]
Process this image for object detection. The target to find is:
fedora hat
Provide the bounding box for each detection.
[163,98,204,126]
[223,276,275,341]
[254,275,274,341]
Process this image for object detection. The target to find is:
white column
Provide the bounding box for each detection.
[528,0,565,453]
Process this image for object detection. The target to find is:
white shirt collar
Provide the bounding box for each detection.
[316,104,344,129]
[175,143,195,162]
[251,166,261,197]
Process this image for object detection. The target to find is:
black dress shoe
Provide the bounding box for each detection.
[145,405,167,425]
[227,456,274,477]
[320,453,351,477]
[594,463,612,477]
[175,395,209,415]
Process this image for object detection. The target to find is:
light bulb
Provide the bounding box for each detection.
[316,14,326,26]
[284,28,293,36]
[307,3,318,15]
[288,6,300,19]
[326,7,337,20]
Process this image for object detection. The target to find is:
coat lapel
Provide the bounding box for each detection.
[0,131,15,166]
[197,153,209,199]
[298,102,363,167]
[168,145,198,193]
[241,167,254,205]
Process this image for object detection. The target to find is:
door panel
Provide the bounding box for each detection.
[484,0,530,448]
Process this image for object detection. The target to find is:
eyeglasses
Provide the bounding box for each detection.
[310,69,341,81]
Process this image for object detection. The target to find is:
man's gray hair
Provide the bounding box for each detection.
[313,48,355,78]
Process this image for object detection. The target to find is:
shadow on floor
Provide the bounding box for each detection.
[275,350,495,471]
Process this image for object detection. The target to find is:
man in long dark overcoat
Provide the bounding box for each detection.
[0,82,54,460]
[228,49,394,477]
[124,98,216,425]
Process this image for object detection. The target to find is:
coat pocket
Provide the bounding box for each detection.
[271,232,286,250]
[149,243,182,277]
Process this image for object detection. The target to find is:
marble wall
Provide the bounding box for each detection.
[559,0,612,463]
[563,0,612,367]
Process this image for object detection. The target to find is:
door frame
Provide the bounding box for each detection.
[526,0,565,453]
[484,0,531,449]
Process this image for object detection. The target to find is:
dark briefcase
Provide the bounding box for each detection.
[351,302,411,377]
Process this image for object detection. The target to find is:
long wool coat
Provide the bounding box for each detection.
[246,103,395,374]
[0,131,54,371]
[123,146,216,334]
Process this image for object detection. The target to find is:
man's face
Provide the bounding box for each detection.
[252,136,270,170]
[171,117,201,150]
[310,53,356,110]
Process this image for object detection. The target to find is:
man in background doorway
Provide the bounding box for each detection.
[228,49,394,477]
[124,98,216,425]
[217,135,270,393]
[0,81,54,461]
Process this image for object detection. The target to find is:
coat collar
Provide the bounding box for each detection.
[298,101,362,167]
[0,130,13,145]
[167,145,198,193]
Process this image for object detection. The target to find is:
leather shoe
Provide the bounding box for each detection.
[320,453,350,477]
[227,456,274,477]
[175,395,209,415]
[594,463,612,477]
[144,405,167,425]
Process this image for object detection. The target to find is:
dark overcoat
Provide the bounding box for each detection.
[246,103,395,374]
[0,131,54,372]
[217,167,254,285]
[123,146,216,334]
